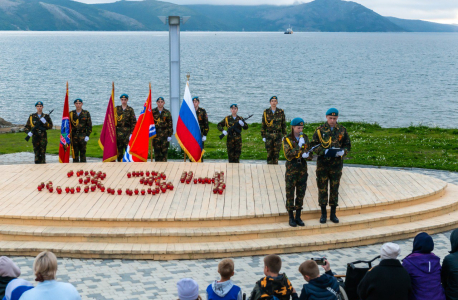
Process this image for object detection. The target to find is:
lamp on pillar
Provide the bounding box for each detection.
[158,15,190,146]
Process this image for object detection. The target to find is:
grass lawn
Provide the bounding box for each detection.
[1,122,457,171]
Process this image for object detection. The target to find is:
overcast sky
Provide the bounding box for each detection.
[76,0,458,24]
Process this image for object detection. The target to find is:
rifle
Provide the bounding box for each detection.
[219,114,253,140]
[25,109,54,142]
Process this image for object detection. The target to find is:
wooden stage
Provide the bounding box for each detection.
[0,162,457,260]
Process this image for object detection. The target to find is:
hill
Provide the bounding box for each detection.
[386,17,458,32]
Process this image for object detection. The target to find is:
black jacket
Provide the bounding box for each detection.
[357,259,411,300]
[442,229,458,300]
[296,270,339,300]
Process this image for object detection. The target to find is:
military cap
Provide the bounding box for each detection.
[120,94,129,99]
[157,97,165,102]
[74,98,83,104]
[192,96,200,102]
[35,101,43,107]
[291,117,304,126]
[326,108,339,116]
[230,103,238,108]
[270,96,278,101]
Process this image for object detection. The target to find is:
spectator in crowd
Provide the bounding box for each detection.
[402,232,445,300]
[207,258,242,300]
[178,278,202,300]
[18,251,81,300]
[442,229,458,300]
[357,242,411,300]
[295,259,339,300]
[0,257,21,299]
[3,278,33,300]
[248,254,295,300]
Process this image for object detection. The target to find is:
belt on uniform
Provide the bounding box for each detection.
[267,130,280,134]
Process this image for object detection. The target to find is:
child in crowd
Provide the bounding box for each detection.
[177,278,202,300]
[296,259,339,300]
[207,258,242,300]
[249,254,295,300]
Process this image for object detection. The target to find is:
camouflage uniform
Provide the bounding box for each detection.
[217,115,249,163]
[196,107,209,162]
[152,108,173,162]
[311,122,351,206]
[115,105,137,162]
[248,274,294,300]
[70,110,92,163]
[261,108,286,164]
[282,132,312,212]
[24,113,53,164]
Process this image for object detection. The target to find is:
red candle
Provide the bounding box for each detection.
[218,189,223,195]
[37,185,42,191]
[140,178,144,184]
[90,185,96,192]
[65,187,70,193]
[40,182,45,188]
[134,189,139,195]
[169,184,174,191]
[76,186,81,193]
[198,177,202,183]
[213,188,217,194]
[141,189,146,195]
[127,172,131,178]
[100,186,105,192]
[147,188,152,194]
[117,189,122,195]
[70,187,75,194]
[152,189,156,195]
[145,171,150,177]
[84,186,89,193]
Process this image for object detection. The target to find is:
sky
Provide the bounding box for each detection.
[76,0,458,24]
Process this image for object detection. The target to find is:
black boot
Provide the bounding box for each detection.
[330,206,339,223]
[320,205,327,224]
[288,211,297,227]
[295,210,305,226]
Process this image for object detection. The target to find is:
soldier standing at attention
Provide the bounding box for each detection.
[311,108,351,224]
[193,96,209,161]
[282,117,312,227]
[261,96,286,164]
[115,94,136,162]
[69,99,92,163]
[217,104,249,163]
[24,101,53,164]
[152,97,173,162]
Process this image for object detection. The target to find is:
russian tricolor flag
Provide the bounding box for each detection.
[176,81,204,162]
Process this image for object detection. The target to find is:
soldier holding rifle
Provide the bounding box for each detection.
[217,104,249,163]
[24,101,53,164]
[261,96,286,164]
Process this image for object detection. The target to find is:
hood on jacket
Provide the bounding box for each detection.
[450,228,458,254]
[413,232,434,254]
[309,273,337,289]
[403,253,442,274]
[211,280,235,298]
[0,257,20,278]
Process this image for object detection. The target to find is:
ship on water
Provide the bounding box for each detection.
[284,25,293,34]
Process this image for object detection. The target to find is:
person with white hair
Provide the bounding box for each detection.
[357,242,412,300]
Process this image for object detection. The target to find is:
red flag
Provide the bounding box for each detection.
[98,82,118,162]
[59,82,71,163]
[123,84,156,162]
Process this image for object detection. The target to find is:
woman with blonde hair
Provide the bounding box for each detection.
[19,251,81,300]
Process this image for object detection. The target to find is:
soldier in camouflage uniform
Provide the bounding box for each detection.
[217,104,249,163]
[282,117,313,227]
[70,99,92,163]
[152,97,173,162]
[24,101,53,164]
[193,96,209,161]
[116,94,137,162]
[261,96,286,164]
[311,108,351,224]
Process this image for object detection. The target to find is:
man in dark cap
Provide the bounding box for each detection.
[261,96,286,164]
[311,108,351,224]
[152,97,173,162]
[70,99,92,163]
[115,94,136,162]
[217,104,249,163]
[24,101,53,164]
[193,96,209,161]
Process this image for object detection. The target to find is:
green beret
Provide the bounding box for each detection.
[120,94,129,99]
[157,97,164,102]
[230,103,237,108]
[192,96,200,102]
[326,108,339,116]
[35,101,43,107]
[270,96,278,101]
[74,98,83,104]
[291,117,304,126]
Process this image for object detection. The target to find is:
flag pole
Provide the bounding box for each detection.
[183,73,191,162]
[149,82,154,162]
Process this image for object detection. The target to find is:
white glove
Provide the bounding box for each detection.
[325,149,329,155]
[302,152,310,159]
[238,120,244,126]
[262,138,266,143]
[129,134,132,140]
[167,137,172,142]
[298,137,305,147]
[84,136,89,142]
[223,130,228,136]
[336,150,345,157]
[27,132,33,137]
[40,117,46,124]
[202,136,207,142]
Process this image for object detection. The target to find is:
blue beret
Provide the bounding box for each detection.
[157,97,164,102]
[192,97,200,101]
[74,98,83,104]
[270,96,278,101]
[230,104,237,108]
[326,108,339,116]
[291,117,304,126]
[120,94,129,99]
[35,101,43,107]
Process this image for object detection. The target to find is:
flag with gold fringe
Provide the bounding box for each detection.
[98,83,118,162]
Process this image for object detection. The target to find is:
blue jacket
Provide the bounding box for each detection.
[207,280,241,300]
[298,272,339,300]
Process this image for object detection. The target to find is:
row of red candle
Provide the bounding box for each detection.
[127,171,165,179]
[74,170,106,177]
[180,171,194,184]
[139,177,168,186]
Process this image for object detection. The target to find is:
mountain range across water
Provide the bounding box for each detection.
[0,0,457,32]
